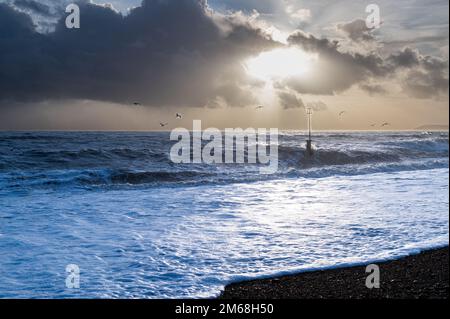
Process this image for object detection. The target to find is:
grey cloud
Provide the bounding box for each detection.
[337,19,375,42]
[1,0,447,109]
[281,31,387,95]
[0,0,276,107]
[384,35,448,47]
[389,48,449,98]
[360,84,388,96]
[402,63,449,99]
[275,88,327,113]
[278,91,304,109]
[13,0,52,16]
[209,0,279,14]
[282,31,448,99]
[306,101,327,111]
[388,47,420,68]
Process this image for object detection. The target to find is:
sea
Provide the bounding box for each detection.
[0,131,448,298]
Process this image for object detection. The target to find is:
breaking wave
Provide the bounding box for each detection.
[0,131,448,189]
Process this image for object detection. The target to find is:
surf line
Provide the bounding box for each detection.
[169,120,279,174]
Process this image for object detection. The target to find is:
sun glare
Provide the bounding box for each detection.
[244,48,317,80]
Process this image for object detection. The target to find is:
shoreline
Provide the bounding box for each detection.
[219,247,449,299]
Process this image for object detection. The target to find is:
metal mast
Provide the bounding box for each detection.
[306,108,314,156]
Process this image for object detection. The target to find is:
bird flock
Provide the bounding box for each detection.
[132,103,265,129]
[133,102,391,129]
[338,110,391,128]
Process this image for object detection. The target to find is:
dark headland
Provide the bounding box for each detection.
[219,247,449,299]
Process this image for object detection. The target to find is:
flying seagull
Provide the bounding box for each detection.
[339,111,346,117]
[160,122,168,127]
[381,122,390,127]
[255,105,264,110]
[176,113,182,119]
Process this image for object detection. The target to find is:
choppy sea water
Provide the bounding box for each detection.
[0,131,448,298]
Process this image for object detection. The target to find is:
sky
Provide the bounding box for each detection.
[0,0,448,130]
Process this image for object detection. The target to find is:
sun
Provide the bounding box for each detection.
[244,47,317,80]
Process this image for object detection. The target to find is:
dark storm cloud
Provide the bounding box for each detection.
[0,2,35,34]
[0,0,276,107]
[388,47,420,67]
[1,0,448,108]
[279,31,448,99]
[13,0,52,16]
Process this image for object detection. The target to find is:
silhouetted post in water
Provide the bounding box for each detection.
[306,108,314,156]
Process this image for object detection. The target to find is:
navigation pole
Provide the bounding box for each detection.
[306,108,314,157]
